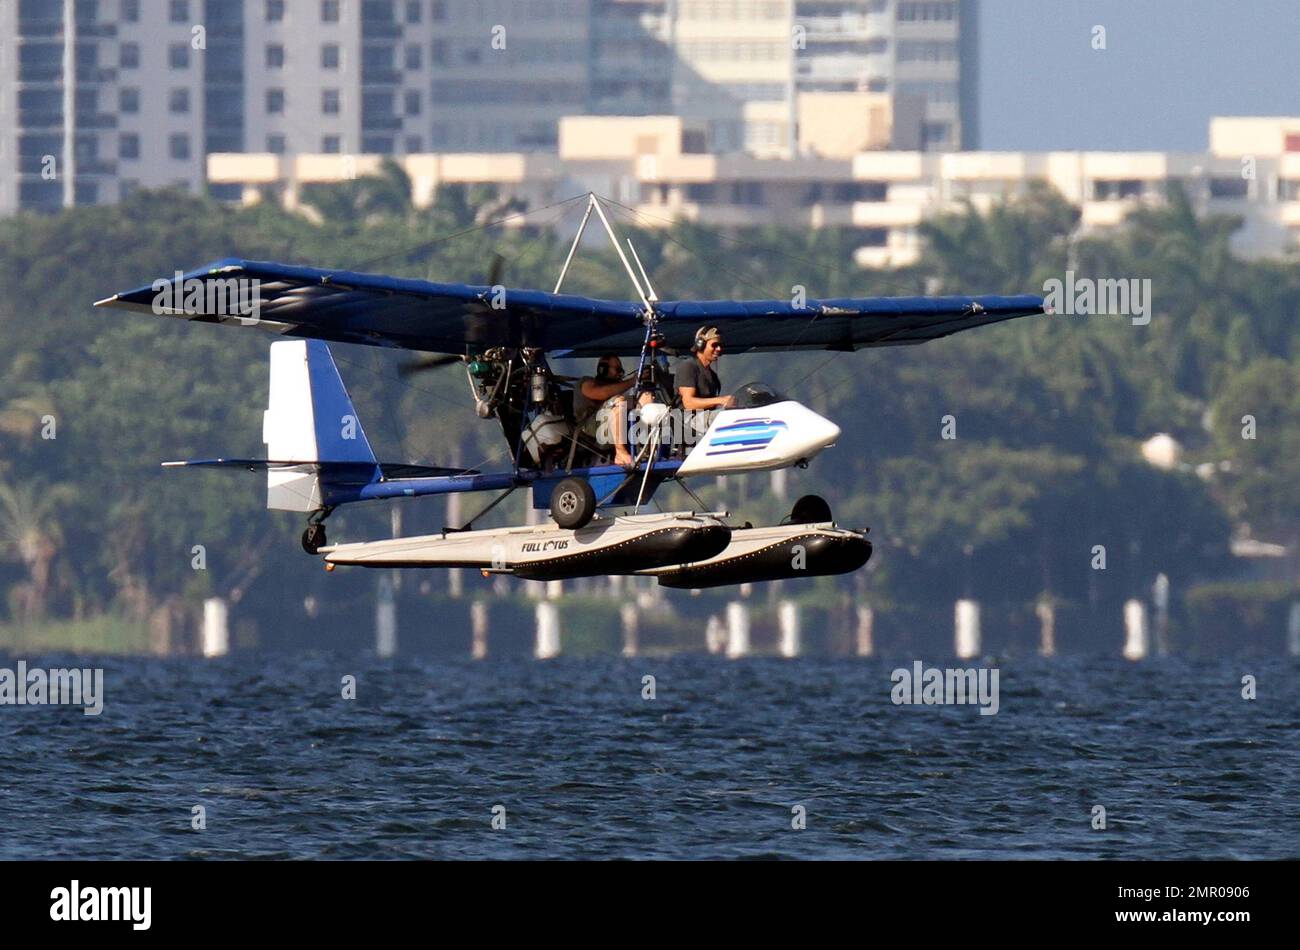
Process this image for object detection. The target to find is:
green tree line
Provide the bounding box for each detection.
[1,166,1296,647]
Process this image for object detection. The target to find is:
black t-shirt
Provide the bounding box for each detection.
[675,357,720,401]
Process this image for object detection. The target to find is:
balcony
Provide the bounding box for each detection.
[75,112,118,129]
[18,110,63,129]
[362,22,402,39]
[18,65,62,83]
[206,68,244,85]
[361,68,402,85]
[852,201,924,227]
[75,66,117,83]
[18,19,63,37]
[73,159,118,176]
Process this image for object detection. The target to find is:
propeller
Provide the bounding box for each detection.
[398,353,464,377]
[399,252,508,377]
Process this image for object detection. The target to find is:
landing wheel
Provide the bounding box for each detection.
[789,494,833,524]
[302,522,328,554]
[551,477,596,529]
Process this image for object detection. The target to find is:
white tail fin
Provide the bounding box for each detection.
[262,340,376,511]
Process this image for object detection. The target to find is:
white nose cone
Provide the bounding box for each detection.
[678,400,841,476]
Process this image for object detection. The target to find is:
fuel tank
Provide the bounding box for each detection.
[643,521,871,589]
[319,511,731,581]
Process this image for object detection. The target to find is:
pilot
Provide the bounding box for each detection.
[573,354,635,467]
[676,325,735,447]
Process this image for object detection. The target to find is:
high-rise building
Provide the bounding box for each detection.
[0,0,976,214]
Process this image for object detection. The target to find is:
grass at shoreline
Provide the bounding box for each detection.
[0,616,153,656]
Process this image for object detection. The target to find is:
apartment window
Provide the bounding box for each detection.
[266,44,285,68]
[169,43,189,69]
[119,133,139,160]
[405,0,421,22]
[403,89,420,116]
[266,0,285,20]
[120,179,139,198]
[322,44,340,68]
[921,122,951,147]
[170,0,189,22]
[897,1,956,21]
[322,0,340,22]
[169,133,190,160]
[1093,179,1144,200]
[119,43,139,68]
[405,135,422,152]
[431,0,445,18]
[119,87,139,113]
[404,44,421,69]
[322,89,340,114]
[322,135,341,153]
[267,134,286,154]
[169,88,190,113]
[897,41,956,62]
[121,0,139,21]
[266,88,285,113]
[1210,177,1249,199]
[430,39,447,64]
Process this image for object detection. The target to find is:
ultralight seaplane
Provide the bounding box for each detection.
[94,194,1045,588]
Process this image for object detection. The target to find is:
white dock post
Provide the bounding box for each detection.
[855,604,875,657]
[1122,599,1149,661]
[778,600,801,657]
[620,602,639,657]
[1036,598,1056,658]
[1152,573,1171,656]
[535,601,560,659]
[770,467,788,503]
[446,491,463,599]
[1287,602,1300,657]
[201,597,229,658]
[954,599,980,659]
[375,574,397,658]
[705,614,726,654]
[470,599,489,660]
[725,601,751,658]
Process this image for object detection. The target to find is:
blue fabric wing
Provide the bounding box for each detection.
[96,258,1044,356]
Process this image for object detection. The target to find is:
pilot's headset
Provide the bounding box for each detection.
[691,325,721,353]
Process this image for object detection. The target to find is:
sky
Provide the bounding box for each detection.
[978,0,1300,150]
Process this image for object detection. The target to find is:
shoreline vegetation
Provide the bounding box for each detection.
[2,173,1297,655]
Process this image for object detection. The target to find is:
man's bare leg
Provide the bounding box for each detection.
[612,397,633,467]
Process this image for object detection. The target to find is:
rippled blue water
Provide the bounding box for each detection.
[0,651,1295,859]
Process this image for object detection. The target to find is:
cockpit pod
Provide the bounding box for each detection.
[676,382,841,476]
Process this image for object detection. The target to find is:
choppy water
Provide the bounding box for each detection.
[0,650,1296,859]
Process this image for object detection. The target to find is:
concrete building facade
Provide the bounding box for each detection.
[1,0,976,214]
[207,115,1300,266]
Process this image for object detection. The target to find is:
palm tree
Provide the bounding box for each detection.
[0,479,74,624]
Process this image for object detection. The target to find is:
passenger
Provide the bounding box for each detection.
[573,354,635,466]
[676,325,735,449]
